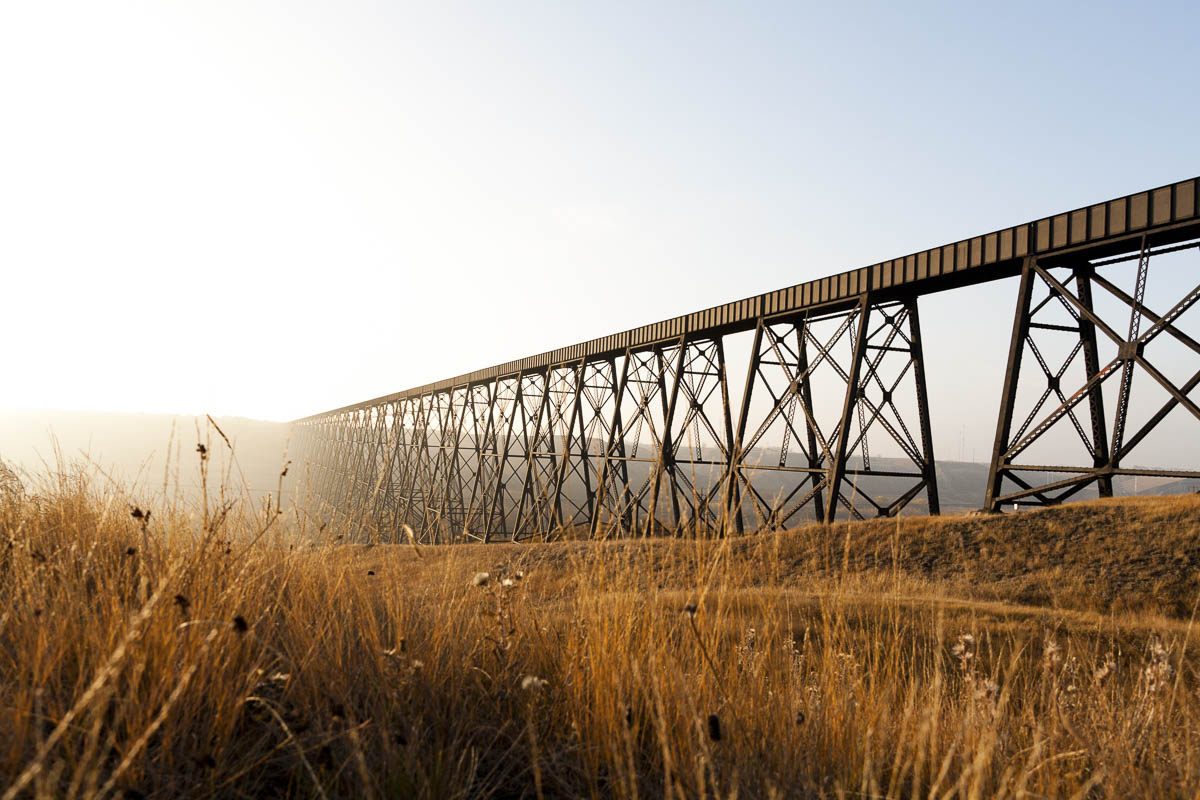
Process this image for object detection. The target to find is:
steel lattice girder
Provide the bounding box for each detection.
[985,248,1200,511]
[293,295,944,538]
[290,177,1200,540]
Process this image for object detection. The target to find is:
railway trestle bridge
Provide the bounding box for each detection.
[294,177,1200,542]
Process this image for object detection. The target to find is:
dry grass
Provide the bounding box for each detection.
[3,460,1200,798]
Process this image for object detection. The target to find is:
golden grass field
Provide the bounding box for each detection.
[3,459,1200,798]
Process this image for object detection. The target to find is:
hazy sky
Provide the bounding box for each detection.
[1,2,1197,463]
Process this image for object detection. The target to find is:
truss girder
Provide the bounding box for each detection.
[985,250,1200,511]
[290,184,1200,540]
[293,294,949,539]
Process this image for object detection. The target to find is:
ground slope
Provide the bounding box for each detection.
[355,494,1200,619]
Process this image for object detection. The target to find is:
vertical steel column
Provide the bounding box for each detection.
[392,397,421,532]
[367,403,391,532]
[514,369,552,539]
[545,362,574,531]
[713,336,738,536]
[438,388,468,542]
[463,382,494,539]
[796,317,827,522]
[825,296,871,523]
[578,360,612,524]
[549,358,591,531]
[480,380,503,541]
[406,395,434,539]
[729,321,765,534]
[1074,264,1114,497]
[381,399,411,535]
[362,405,389,531]
[486,377,515,539]
[487,374,521,540]
[647,341,686,535]
[985,257,1037,512]
[333,410,357,518]
[906,297,941,515]
[592,352,632,537]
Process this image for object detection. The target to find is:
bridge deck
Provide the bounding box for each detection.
[298,177,1200,421]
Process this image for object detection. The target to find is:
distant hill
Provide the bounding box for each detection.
[2,411,1194,514]
[0,410,291,502]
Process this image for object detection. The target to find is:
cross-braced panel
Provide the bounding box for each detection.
[499,372,552,540]
[482,375,522,540]
[732,314,836,528]
[987,244,1200,510]
[554,359,617,532]
[659,339,735,534]
[594,347,674,536]
[427,387,471,542]
[514,364,579,538]
[733,297,938,526]
[410,403,439,535]
[457,383,497,540]
[831,300,939,520]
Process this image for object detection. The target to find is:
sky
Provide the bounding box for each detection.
[1,1,1197,466]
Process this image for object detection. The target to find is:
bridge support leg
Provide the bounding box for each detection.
[986,258,1036,513]
[657,337,736,536]
[591,356,625,538]
[1075,264,1114,499]
[826,297,871,523]
[647,342,686,537]
[908,297,940,516]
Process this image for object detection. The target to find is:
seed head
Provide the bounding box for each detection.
[1143,637,1174,693]
[974,678,1000,703]
[1094,652,1117,684]
[521,675,548,691]
[950,633,975,662]
[472,572,490,587]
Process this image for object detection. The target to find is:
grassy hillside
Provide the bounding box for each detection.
[2,465,1200,798]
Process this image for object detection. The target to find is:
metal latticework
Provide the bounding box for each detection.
[984,243,1200,510]
[292,177,1200,541]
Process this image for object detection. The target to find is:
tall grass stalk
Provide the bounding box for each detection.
[2,453,1200,797]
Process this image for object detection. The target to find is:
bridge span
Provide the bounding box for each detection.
[294,177,1200,542]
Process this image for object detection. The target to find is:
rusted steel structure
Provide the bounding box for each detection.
[294,177,1200,542]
